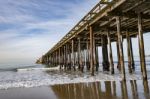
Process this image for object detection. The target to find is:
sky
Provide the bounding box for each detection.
[0,0,100,65]
[0,0,150,65]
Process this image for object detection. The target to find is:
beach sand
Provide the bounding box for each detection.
[0,86,57,99]
[0,80,149,99]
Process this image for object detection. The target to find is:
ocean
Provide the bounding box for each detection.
[0,57,149,99]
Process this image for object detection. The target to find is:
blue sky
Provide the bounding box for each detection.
[0,0,150,65]
[0,0,99,65]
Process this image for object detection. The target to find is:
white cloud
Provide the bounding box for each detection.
[0,0,100,65]
[0,0,150,66]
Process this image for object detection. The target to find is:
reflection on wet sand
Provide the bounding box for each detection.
[51,80,150,99]
[130,80,138,99]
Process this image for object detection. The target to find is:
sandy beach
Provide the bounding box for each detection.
[0,80,150,99]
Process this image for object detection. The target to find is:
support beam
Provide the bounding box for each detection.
[59,48,61,69]
[86,40,90,70]
[55,51,58,66]
[64,45,67,69]
[71,39,76,70]
[108,11,150,19]
[93,36,96,71]
[78,37,81,70]
[102,34,109,71]
[66,44,69,69]
[55,51,57,66]
[95,46,99,71]
[90,26,94,75]
[80,50,84,72]
[47,56,49,65]
[107,30,114,74]
[130,39,135,70]
[82,49,85,70]
[52,53,54,66]
[116,40,121,70]
[116,16,126,80]
[68,44,71,70]
[138,13,147,79]
[126,31,134,73]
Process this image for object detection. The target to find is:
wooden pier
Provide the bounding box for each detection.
[39,0,150,80]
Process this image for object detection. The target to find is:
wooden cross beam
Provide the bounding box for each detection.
[108,11,150,19]
[100,0,111,4]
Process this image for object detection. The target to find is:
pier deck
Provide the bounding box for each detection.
[39,0,150,80]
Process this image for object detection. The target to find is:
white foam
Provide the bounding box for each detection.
[17,66,59,72]
[0,68,149,90]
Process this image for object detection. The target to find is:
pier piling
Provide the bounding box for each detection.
[40,0,150,79]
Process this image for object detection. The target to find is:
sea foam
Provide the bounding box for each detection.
[0,66,149,90]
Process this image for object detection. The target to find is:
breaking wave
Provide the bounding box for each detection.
[0,66,149,90]
[17,66,59,72]
[0,61,150,90]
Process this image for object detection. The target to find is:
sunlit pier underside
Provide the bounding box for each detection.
[40,0,150,80]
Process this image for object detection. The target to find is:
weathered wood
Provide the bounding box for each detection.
[130,38,135,70]
[126,31,132,73]
[138,12,147,79]
[86,40,90,70]
[64,45,67,69]
[116,16,126,80]
[61,48,63,68]
[102,34,109,71]
[90,26,94,76]
[93,36,96,71]
[55,52,57,66]
[56,51,58,66]
[95,46,99,71]
[82,50,85,69]
[59,48,61,69]
[71,39,76,70]
[61,48,64,68]
[53,53,55,66]
[107,30,114,74]
[68,44,71,70]
[108,11,150,19]
[116,40,121,70]
[78,37,82,70]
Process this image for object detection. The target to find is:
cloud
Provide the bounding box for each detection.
[0,0,99,64]
[0,0,150,65]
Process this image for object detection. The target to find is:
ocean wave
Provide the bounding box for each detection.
[0,68,149,90]
[17,66,59,72]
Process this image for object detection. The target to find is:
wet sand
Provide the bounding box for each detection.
[0,80,150,99]
[0,86,57,99]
